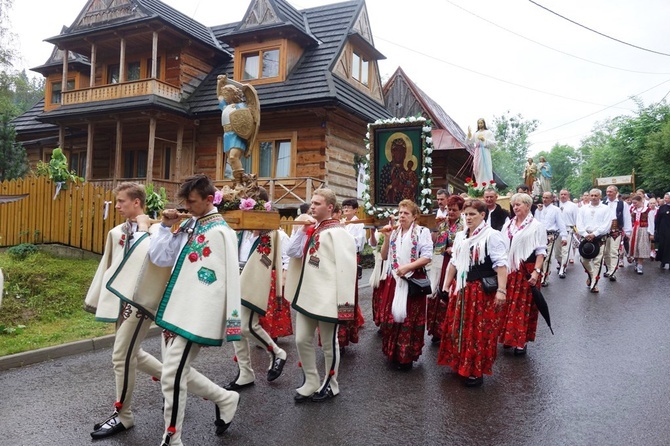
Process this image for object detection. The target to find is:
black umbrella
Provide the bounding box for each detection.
[530,286,554,335]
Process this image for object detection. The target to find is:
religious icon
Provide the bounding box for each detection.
[368,123,423,206]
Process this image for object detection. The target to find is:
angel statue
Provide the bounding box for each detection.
[217,75,260,187]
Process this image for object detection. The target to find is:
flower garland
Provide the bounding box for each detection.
[361,116,434,218]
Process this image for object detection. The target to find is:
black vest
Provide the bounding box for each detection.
[605,199,624,228]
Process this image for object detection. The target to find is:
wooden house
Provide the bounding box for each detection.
[12,0,391,208]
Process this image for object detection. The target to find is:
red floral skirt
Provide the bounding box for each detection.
[380,276,426,364]
[259,270,293,339]
[437,281,506,378]
[499,265,539,347]
[372,278,386,327]
[426,254,450,338]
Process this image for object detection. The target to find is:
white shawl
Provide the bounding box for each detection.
[504,216,546,272]
[451,221,493,292]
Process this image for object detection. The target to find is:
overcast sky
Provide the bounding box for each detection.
[9,0,670,155]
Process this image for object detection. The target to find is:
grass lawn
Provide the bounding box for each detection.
[0,250,114,356]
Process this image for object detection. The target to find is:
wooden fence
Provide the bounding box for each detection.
[0,177,123,254]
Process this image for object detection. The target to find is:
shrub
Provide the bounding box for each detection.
[6,243,38,259]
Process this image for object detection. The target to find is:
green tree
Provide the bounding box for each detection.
[0,70,44,118]
[0,112,28,181]
[0,0,17,68]
[640,119,670,195]
[491,111,539,188]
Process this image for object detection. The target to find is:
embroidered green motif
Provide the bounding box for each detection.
[197,267,217,285]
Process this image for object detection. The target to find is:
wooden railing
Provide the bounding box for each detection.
[62,79,181,105]
[214,177,326,208]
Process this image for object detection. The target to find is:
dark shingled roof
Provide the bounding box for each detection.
[38,95,190,122]
[47,0,227,56]
[10,100,59,134]
[189,0,390,122]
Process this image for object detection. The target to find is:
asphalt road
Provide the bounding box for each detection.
[1,262,670,446]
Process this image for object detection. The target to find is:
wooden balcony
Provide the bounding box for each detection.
[61,79,181,105]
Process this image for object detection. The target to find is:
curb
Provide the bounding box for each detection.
[0,325,162,372]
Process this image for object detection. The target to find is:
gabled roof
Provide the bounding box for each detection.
[224,0,318,46]
[31,32,90,75]
[189,0,390,122]
[383,67,467,150]
[46,0,227,56]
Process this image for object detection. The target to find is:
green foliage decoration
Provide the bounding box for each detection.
[145,183,167,218]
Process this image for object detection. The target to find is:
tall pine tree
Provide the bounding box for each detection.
[0,112,28,181]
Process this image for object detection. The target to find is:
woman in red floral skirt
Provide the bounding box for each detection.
[499,193,547,356]
[259,228,293,339]
[378,199,433,370]
[437,199,508,387]
[426,194,464,344]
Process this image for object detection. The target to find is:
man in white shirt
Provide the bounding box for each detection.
[435,189,448,220]
[534,192,567,286]
[602,185,632,281]
[576,188,612,293]
[556,189,578,278]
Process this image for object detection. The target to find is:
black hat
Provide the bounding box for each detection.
[579,239,600,259]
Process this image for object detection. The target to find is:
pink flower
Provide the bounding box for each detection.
[213,190,223,205]
[264,201,273,212]
[197,234,205,243]
[188,252,198,263]
[239,198,257,210]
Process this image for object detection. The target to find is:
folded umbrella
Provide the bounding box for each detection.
[530,285,554,335]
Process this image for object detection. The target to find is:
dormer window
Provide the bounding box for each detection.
[352,51,369,86]
[51,80,75,105]
[242,48,280,80]
[234,40,288,85]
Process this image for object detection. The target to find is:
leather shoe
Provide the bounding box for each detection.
[609,274,616,281]
[223,380,254,391]
[311,386,338,402]
[294,392,313,403]
[215,419,232,436]
[603,272,610,278]
[91,416,130,439]
[267,357,286,382]
[465,376,483,387]
[558,273,566,279]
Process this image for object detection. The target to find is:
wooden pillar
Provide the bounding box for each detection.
[58,125,65,150]
[90,43,96,87]
[147,116,157,183]
[119,38,126,83]
[61,48,68,92]
[151,31,158,78]
[175,123,184,182]
[86,122,94,181]
[114,120,123,186]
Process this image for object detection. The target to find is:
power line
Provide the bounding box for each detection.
[528,0,670,57]
[443,0,670,75]
[374,35,632,110]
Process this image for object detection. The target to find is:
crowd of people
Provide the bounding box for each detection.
[83,175,670,444]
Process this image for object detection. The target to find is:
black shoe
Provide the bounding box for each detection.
[395,362,413,371]
[223,380,254,391]
[541,281,548,287]
[609,274,617,281]
[603,272,610,278]
[294,392,313,403]
[431,336,441,344]
[465,376,483,387]
[558,273,566,279]
[513,345,527,356]
[312,386,338,402]
[214,419,232,436]
[91,416,130,439]
[267,357,286,382]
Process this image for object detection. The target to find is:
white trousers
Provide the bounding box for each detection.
[160,335,239,446]
[294,312,340,397]
[232,305,286,385]
[603,233,622,274]
[580,244,605,290]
